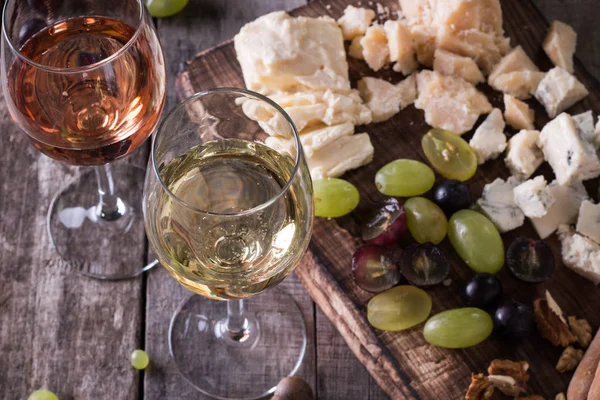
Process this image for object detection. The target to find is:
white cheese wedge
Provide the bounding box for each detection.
[361,24,390,72]
[384,20,418,75]
[433,49,484,84]
[513,176,555,218]
[504,94,535,130]
[572,110,597,146]
[396,73,417,108]
[576,200,600,245]
[530,180,588,239]
[504,129,543,179]
[234,11,350,95]
[490,71,545,100]
[543,21,577,74]
[469,108,507,164]
[534,67,589,119]
[538,113,600,185]
[348,36,364,60]
[410,24,437,67]
[477,177,525,233]
[488,46,539,85]
[307,133,374,179]
[414,70,492,135]
[357,77,403,123]
[557,225,600,285]
[337,6,376,40]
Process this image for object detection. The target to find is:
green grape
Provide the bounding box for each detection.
[421,128,477,181]
[130,349,150,370]
[423,308,493,348]
[404,197,448,244]
[448,210,504,273]
[375,159,435,197]
[145,0,188,18]
[367,285,432,331]
[28,390,58,400]
[313,178,360,218]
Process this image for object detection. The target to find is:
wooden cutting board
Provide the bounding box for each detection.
[175,0,600,398]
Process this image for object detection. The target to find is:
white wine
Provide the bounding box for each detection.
[146,139,312,299]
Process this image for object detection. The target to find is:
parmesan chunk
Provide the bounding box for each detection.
[384,20,418,75]
[357,77,403,123]
[504,129,543,179]
[411,25,437,67]
[415,71,492,135]
[534,67,589,119]
[433,49,484,84]
[234,12,350,94]
[469,108,507,164]
[504,94,535,130]
[337,6,376,40]
[348,36,364,59]
[396,73,417,108]
[488,46,539,85]
[361,24,390,72]
[543,20,577,74]
[307,133,374,179]
[265,123,355,159]
[490,71,545,100]
[436,28,502,74]
[398,0,435,25]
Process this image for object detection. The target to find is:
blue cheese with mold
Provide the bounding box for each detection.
[469,108,507,165]
[557,225,600,285]
[534,67,588,119]
[513,176,555,218]
[477,177,525,233]
[576,200,600,245]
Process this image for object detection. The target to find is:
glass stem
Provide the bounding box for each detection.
[226,299,249,340]
[95,164,126,221]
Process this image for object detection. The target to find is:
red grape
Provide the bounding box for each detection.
[352,245,401,293]
[361,198,407,246]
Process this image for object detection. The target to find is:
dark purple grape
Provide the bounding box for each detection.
[506,237,555,283]
[352,245,401,293]
[19,18,46,45]
[361,198,407,246]
[493,300,534,339]
[401,243,450,286]
[433,180,472,216]
[462,273,503,310]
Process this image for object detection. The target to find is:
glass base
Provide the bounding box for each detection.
[47,164,156,280]
[169,289,307,400]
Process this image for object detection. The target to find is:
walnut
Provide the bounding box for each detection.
[533,291,575,347]
[465,373,494,400]
[556,345,584,373]
[555,393,566,400]
[487,359,529,396]
[568,316,592,348]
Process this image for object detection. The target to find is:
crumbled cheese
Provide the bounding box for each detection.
[383,20,417,75]
[357,77,404,122]
[504,129,543,179]
[433,49,484,84]
[361,24,390,71]
[576,200,600,245]
[543,21,577,74]
[337,6,376,40]
[534,67,589,119]
[477,177,525,233]
[557,225,600,285]
[513,176,555,218]
[415,70,492,135]
[469,108,507,164]
[488,46,539,85]
[490,70,545,100]
[504,94,535,130]
[307,133,374,179]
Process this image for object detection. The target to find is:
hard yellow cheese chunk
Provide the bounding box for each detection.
[357,76,416,123]
[491,70,545,100]
[488,46,539,84]
[307,133,374,179]
[433,49,484,84]
[504,94,535,130]
[337,6,376,40]
[383,20,418,75]
[543,20,577,74]
[360,24,390,72]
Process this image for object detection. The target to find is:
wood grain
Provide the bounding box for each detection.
[174,0,600,399]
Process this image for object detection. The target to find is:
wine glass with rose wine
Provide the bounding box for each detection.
[143,88,314,399]
[1,0,166,279]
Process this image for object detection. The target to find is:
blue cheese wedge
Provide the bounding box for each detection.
[469,108,507,164]
[477,177,525,233]
[529,180,587,239]
[504,130,543,179]
[534,67,589,119]
[513,176,555,218]
[538,113,600,185]
[576,200,600,245]
[557,225,600,285]
[572,111,598,148]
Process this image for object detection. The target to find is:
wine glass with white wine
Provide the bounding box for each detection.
[143,88,314,399]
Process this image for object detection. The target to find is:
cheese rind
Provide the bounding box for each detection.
[477,177,525,233]
[543,20,577,74]
[576,200,600,245]
[384,20,418,75]
[504,129,543,179]
[488,46,539,84]
[504,94,535,130]
[490,71,545,100]
[357,77,403,123]
[557,225,600,285]
[538,113,600,185]
[534,67,589,119]
[530,181,588,239]
[307,133,374,179]
[415,70,492,135]
[337,6,376,40]
[433,49,484,84]
[361,24,390,72]
[469,108,507,164]
[513,176,555,218]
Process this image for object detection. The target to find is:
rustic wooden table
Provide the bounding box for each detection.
[1,1,599,399]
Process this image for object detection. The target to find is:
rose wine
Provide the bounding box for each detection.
[8,16,165,165]
[145,139,312,300]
